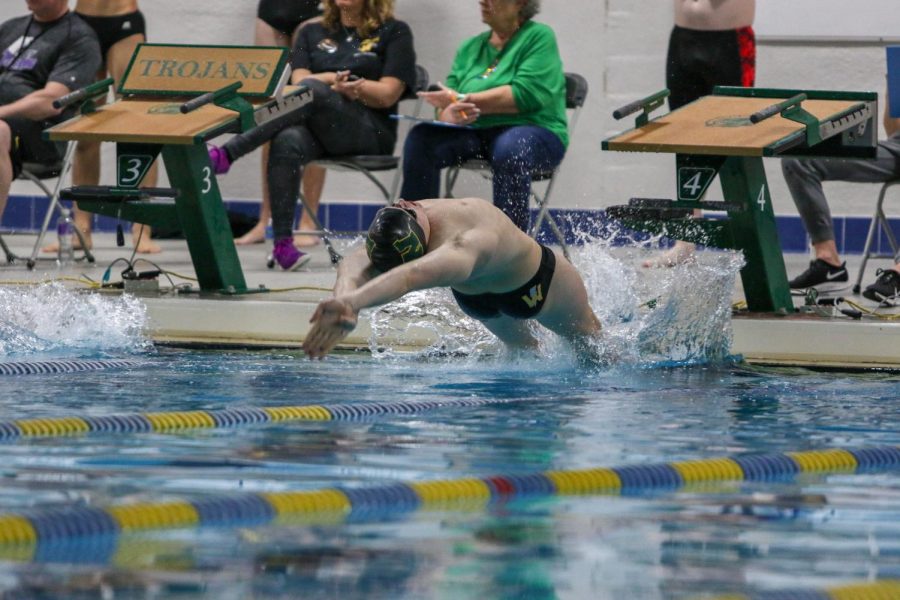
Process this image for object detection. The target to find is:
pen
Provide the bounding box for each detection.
[451,91,469,121]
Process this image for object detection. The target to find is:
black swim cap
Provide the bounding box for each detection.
[366,207,427,272]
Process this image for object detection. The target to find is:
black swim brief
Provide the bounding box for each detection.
[452,244,556,320]
[257,0,322,36]
[76,11,146,59]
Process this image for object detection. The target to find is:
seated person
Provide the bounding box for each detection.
[303,197,602,359]
[398,0,567,233]
[208,0,416,270]
[782,90,900,302]
[44,0,161,255]
[236,0,326,248]
[0,0,101,223]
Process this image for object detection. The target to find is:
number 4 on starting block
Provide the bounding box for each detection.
[676,155,724,201]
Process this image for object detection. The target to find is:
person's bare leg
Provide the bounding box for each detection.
[131,159,161,254]
[476,314,541,350]
[0,122,12,220]
[642,208,701,267]
[295,164,326,247]
[107,33,161,253]
[535,249,603,351]
[235,143,273,245]
[42,118,102,253]
[642,240,696,268]
[235,20,292,246]
[811,239,842,267]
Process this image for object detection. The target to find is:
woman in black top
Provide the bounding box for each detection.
[210,0,416,271]
[237,0,325,247]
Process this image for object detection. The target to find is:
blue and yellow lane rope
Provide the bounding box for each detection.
[0,358,140,377]
[702,579,900,599]
[0,397,530,439]
[0,445,896,552]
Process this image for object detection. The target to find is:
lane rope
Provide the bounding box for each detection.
[0,359,141,377]
[0,445,895,550]
[0,397,530,439]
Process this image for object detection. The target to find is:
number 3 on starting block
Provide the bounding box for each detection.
[117,154,154,188]
[117,145,159,188]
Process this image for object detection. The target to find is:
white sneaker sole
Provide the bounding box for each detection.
[282,253,312,271]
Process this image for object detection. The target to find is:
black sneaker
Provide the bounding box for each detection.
[862,268,900,302]
[789,259,849,291]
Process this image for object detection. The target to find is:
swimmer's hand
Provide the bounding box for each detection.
[303,298,358,359]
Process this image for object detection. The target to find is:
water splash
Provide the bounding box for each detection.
[0,283,150,356]
[570,233,743,366]
[366,229,743,367]
[369,288,501,360]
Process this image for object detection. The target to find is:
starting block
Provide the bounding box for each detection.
[604,87,878,313]
[45,44,312,294]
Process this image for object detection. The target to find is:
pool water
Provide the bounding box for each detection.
[0,249,897,598]
[0,349,897,599]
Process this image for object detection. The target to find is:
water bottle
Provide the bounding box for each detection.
[56,207,74,267]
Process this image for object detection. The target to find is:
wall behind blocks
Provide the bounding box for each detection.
[2,1,890,225]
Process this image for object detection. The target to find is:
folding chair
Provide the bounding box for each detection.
[443,72,589,258]
[294,65,430,237]
[852,179,900,293]
[0,141,94,268]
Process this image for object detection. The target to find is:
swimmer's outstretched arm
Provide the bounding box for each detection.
[333,246,380,296]
[303,246,476,359]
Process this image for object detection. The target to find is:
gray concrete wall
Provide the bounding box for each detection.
[3,1,890,219]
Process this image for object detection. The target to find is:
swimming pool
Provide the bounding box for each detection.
[0,264,898,598]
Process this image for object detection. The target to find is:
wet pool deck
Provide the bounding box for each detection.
[1,231,898,369]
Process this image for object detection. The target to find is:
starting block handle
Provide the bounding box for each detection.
[749,93,807,124]
[613,89,670,128]
[180,81,243,114]
[53,77,115,112]
[61,185,179,202]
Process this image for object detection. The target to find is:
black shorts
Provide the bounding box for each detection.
[4,117,64,180]
[452,244,557,320]
[76,11,146,59]
[666,25,755,110]
[257,0,322,36]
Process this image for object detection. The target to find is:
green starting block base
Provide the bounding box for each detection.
[64,144,251,295]
[607,155,794,314]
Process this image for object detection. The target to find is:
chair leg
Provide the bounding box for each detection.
[853,207,880,294]
[0,232,19,264]
[545,215,571,261]
[854,182,899,294]
[25,142,92,269]
[296,192,342,265]
[444,167,460,198]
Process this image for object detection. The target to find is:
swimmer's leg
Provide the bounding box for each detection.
[477,315,540,350]
[535,249,604,358]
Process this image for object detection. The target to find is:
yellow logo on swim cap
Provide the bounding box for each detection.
[392,230,424,263]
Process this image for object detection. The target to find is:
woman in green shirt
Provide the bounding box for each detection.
[399,0,567,232]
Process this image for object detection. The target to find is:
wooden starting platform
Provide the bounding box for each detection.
[604,87,900,369]
[45,44,312,294]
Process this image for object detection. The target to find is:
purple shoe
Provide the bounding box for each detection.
[272,238,311,271]
[207,145,232,175]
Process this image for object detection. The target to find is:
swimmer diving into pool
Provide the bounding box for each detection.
[303,198,603,359]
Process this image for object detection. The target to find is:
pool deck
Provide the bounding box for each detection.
[1,231,898,369]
